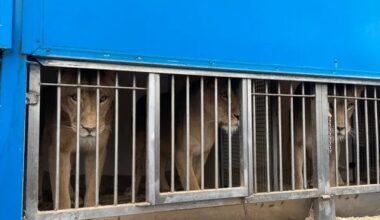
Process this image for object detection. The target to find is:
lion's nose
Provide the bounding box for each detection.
[81,124,96,133]
[234,113,240,121]
[337,126,345,133]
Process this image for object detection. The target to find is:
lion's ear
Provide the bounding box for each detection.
[101,70,116,85]
[355,85,365,97]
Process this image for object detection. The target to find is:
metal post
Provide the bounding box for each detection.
[25,64,41,220]
[271,84,279,191]
[146,73,160,204]
[247,79,253,195]
[240,79,249,191]
[313,83,336,220]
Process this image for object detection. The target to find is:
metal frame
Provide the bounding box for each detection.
[39,59,380,86]
[24,59,380,220]
[25,64,41,220]
[312,84,336,219]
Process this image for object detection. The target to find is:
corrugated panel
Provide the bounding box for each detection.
[22,0,380,79]
[254,80,270,192]
[0,0,12,49]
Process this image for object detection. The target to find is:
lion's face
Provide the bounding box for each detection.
[204,78,240,133]
[329,85,363,142]
[60,69,115,138]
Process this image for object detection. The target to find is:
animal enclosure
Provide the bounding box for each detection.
[24,60,380,220]
[2,1,380,220]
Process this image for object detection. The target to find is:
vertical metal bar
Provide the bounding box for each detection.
[344,85,349,186]
[132,73,136,202]
[240,79,249,191]
[54,68,62,210]
[146,73,160,204]
[354,86,360,185]
[265,81,270,192]
[290,83,295,190]
[186,76,190,191]
[247,79,253,194]
[114,72,119,205]
[375,87,380,184]
[171,75,175,192]
[25,64,41,219]
[277,82,283,191]
[334,85,339,186]
[252,81,257,193]
[95,70,100,206]
[271,90,279,191]
[313,83,336,220]
[364,86,370,184]
[214,78,219,189]
[302,83,307,189]
[228,78,232,188]
[75,69,81,208]
[200,77,205,190]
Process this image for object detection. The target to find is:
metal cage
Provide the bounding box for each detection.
[24,60,380,220]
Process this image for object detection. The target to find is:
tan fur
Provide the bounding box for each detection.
[132,78,240,194]
[294,84,363,189]
[41,69,115,209]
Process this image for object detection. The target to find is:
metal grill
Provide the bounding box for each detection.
[220,130,241,188]
[24,60,380,220]
[25,62,248,219]
[327,84,380,186]
[247,81,318,198]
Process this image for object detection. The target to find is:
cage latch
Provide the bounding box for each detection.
[26,92,39,105]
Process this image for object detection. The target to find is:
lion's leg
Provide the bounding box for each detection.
[193,149,211,185]
[49,149,71,209]
[176,148,200,190]
[125,132,145,197]
[295,144,304,190]
[84,147,106,207]
[329,150,337,187]
[336,144,345,186]
[160,155,170,192]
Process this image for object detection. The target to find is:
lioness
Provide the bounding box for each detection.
[294,84,363,189]
[132,78,240,194]
[41,69,115,209]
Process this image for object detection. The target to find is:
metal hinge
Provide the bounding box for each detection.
[321,194,331,200]
[26,92,39,105]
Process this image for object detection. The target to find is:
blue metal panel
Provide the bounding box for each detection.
[0,0,27,218]
[22,0,380,78]
[0,0,12,48]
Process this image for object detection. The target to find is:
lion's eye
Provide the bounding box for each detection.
[71,94,77,102]
[100,95,108,103]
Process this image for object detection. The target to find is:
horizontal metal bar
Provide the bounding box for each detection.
[251,92,315,98]
[40,82,146,90]
[36,198,243,220]
[331,185,380,195]
[157,187,247,204]
[328,95,378,101]
[245,189,320,203]
[39,59,380,86]
[34,184,380,220]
